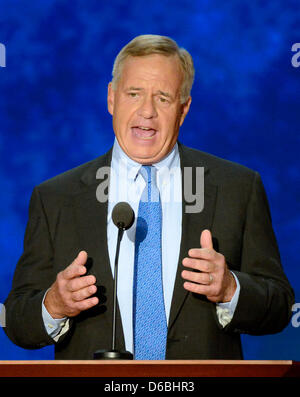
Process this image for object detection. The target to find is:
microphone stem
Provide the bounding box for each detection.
[112,226,124,351]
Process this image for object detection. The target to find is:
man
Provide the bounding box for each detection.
[4,35,294,359]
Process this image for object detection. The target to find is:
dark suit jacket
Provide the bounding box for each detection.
[4,143,294,359]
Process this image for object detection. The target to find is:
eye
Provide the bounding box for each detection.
[128,92,139,98]
[158,96,170,104]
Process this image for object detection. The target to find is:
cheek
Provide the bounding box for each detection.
[117,102,137,123]
[160,111,181,136]
[113,106,131,130]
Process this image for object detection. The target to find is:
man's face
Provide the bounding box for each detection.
[107,54,191,164]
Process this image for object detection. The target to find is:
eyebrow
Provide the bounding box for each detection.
[156,90,172,99]
[126,86,143,91]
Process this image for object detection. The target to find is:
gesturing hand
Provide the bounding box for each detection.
[44,251,99,319]
[181,230,236,303]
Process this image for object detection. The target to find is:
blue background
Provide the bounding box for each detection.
[0,0,299,360]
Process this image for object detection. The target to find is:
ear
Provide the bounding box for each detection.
[107,82,115,116]
[179,96,192,126]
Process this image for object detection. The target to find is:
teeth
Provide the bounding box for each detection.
[139,127,151,130]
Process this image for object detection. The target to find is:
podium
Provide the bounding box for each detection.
[0,360,299,377]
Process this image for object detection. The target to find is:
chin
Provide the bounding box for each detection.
[124,145,158,163]
[130,153,158,164]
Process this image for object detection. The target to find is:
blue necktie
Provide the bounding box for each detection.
[133,165,167,360]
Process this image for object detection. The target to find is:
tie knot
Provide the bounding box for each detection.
[139,166,159,202]
[140,165,154,185]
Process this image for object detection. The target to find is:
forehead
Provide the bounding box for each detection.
[119,54,183,90]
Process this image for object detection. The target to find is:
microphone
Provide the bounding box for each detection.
[94,202,135,360]
[112,201,135,231]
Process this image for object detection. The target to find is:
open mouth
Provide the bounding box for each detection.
[132,126,157,140]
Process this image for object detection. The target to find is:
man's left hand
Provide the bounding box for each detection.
[181,229,236,303]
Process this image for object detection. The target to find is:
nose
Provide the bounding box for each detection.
[137,95,158,119]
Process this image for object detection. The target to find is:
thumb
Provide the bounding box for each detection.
[75,250,88,266]
[200,229,213,249]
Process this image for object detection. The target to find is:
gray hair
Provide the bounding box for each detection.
[111,34,195,103]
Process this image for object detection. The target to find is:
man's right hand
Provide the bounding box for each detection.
[44,251,98,319]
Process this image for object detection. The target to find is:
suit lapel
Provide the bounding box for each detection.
[168,143,218,330]
[72,148,126,350]
[75,148,112,286]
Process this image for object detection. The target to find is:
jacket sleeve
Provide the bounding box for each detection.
[4,187,56,349]
[225,172,295,335]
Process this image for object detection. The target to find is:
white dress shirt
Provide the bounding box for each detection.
[42,139,240,349]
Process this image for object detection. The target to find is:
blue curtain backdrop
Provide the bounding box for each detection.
[0,0,299,359]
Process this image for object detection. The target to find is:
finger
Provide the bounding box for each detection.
[63,251,88,280]
[183,281,220,302]
[182,257,215,273]
[183,281,215,297]
[72,284,97,302]
[200,229,213,249]
[75,296,99,311]
[67,274,96,292]
[187,248,216,261]
[181,270,212,285]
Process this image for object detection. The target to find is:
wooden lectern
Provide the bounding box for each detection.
[0,360,299,377]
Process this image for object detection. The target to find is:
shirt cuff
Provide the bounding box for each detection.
[216,272,240,327]
[42,290,70,341]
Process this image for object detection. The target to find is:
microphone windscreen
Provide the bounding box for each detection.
[112,202,135,230]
